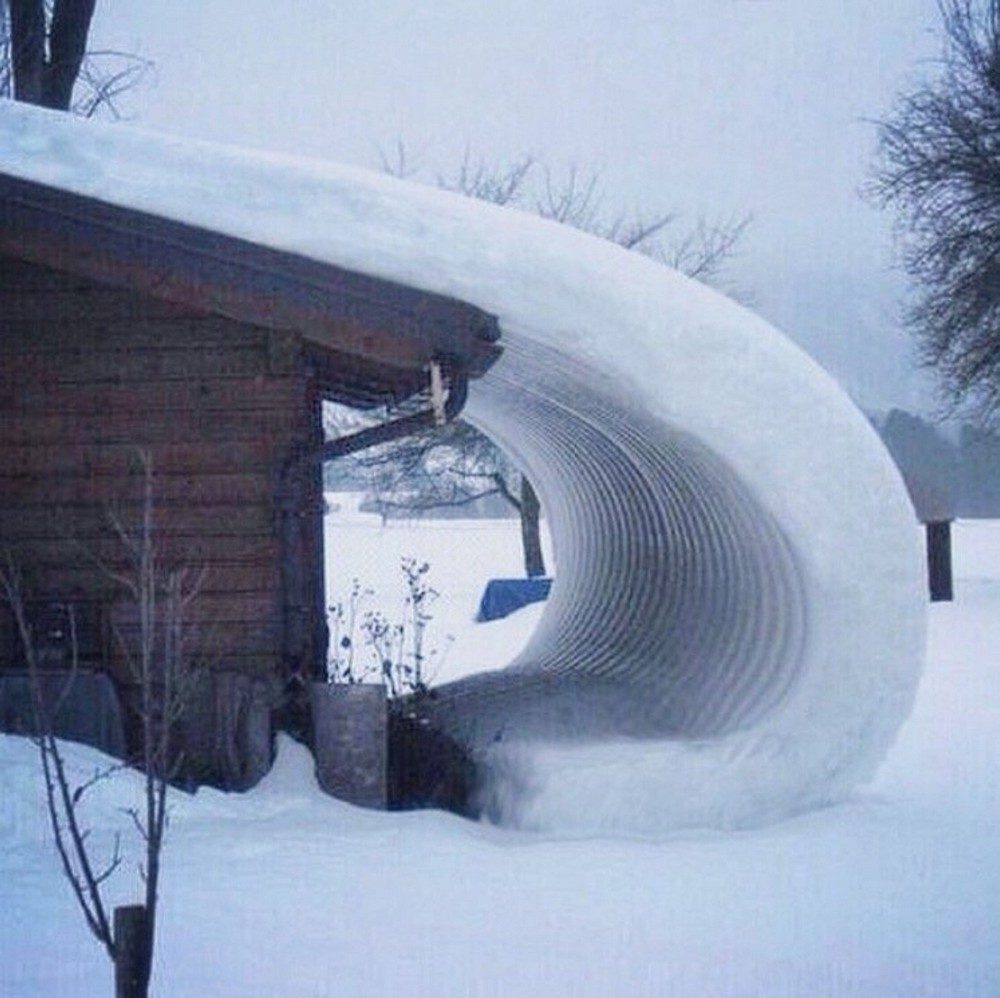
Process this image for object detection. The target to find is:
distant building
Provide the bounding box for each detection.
[877,408,959,522]
[874,408,1000,521]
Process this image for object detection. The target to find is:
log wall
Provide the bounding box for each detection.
[0,255,324,691]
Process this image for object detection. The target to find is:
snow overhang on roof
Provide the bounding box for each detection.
[0,101,928,835]
[0,120,501,389]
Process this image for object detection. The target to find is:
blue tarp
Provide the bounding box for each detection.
[476,577,553,622]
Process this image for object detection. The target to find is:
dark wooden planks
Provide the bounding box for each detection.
[0,255,321,681]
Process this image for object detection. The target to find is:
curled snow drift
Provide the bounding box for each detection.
[0,104,927,833]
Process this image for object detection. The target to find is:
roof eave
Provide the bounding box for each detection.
[0,173,502,378]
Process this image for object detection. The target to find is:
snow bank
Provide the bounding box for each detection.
[3,553,996,997]
[0,102,926,832]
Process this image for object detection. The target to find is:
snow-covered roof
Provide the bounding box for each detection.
[0,103,500,387]
[0,101,926,834]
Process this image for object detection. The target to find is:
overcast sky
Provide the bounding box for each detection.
[93,0,945,414]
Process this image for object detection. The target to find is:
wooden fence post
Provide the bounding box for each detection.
[926,520,954,602]
[114,904,149,998]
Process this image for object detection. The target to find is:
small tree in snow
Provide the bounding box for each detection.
[0,453,203,998]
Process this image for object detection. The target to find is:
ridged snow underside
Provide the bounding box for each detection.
[429,337,807,745]
[0,102,928,832]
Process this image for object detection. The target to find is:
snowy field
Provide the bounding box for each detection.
[1,520,998,997]
[323,494,553,684]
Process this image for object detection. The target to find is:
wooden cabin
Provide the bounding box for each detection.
[0,170,499,786]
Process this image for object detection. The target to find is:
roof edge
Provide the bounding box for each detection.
[0,172,502,377]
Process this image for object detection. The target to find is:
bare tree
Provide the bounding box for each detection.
[0,454,203,997]
[346,419,520,515]
[1,0,149,117]
[338,412,548,576]
[105,455,204,996]
[872,0,1000,426]
[337,148,750,576]
[528,160,749,283]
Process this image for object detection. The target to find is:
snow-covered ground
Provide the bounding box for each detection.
[323,494,552,684]
[1,521,998,997]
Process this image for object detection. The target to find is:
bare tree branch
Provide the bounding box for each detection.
[1,1,150,118]
[437,148,536,205]
[377,137,421,179]
[0,452,205,995]
[871,0,1000,426]
[0,555,118,959]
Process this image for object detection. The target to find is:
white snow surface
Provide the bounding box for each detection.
[0,521,997,997]
[0,102,926,831]
[323,495,553,685]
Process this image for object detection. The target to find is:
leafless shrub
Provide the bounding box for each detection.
[0,558,122,959]
[328,560,452,696]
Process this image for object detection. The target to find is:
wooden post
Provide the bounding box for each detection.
[114,904,149,998]
[926,520,954,602]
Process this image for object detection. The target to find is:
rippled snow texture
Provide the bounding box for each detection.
[0,102,927,831]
